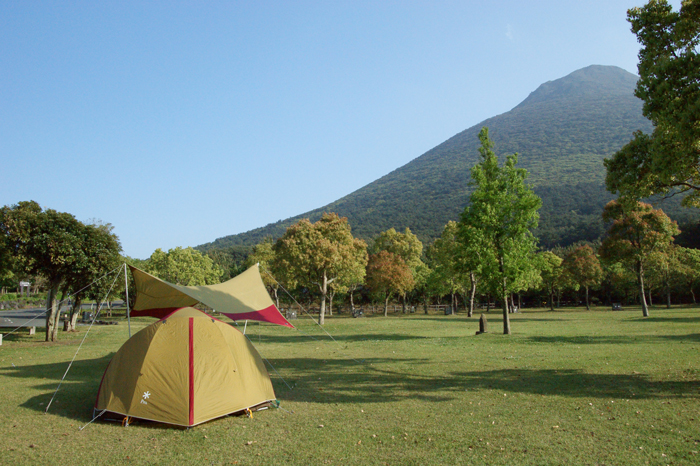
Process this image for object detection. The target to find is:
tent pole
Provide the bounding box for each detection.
[124,263,131,338]
[244,320,248,335]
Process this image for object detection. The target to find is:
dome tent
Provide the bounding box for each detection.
[94,307,276,427]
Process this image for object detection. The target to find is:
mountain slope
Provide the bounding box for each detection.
[198,65,696,252]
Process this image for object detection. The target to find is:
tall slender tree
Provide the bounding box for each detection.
[458,127,541,334]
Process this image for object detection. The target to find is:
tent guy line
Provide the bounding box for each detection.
[44,268,123,414]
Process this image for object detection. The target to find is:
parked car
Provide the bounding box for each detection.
[612,303,622,310]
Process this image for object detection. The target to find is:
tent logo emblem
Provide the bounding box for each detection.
[141,391,151,405]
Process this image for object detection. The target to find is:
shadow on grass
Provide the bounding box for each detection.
[628,316,700,324]
[0,354,114,421]
[268,357,700,405]
[526,333,700,345]
[252,333,431,344]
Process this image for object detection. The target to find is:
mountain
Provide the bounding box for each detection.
[198,65,697,252]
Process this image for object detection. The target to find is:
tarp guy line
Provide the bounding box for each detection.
[261,266,364,365]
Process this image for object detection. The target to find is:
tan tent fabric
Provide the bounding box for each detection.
[130,264,293,327]
[95,308,276,427]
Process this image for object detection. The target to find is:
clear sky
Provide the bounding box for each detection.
[0,1,679,259]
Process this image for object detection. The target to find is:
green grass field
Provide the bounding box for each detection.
[1,307,699,465]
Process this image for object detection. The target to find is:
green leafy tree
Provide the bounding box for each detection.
[207,245,250,280]
[365,251,414,316]
[600,200,680,317]
[146,246,223,286]
[456,224,485,317]
[427,222,466,313]
[605,0,700,206]
[0,201,104,341]
[538,251,564,311]
[273,213,367,325]
[676,246,700,303]
[458,127,542,334]
[245,238,281,308]
[62,221,122,330]
[562,245,603,310]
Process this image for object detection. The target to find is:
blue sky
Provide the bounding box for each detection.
[0,1,679,259]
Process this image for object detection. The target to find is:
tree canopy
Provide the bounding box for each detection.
[146,246,223,286]
[605,0,700,206]
[273,213,367,325]
[600,200,680,317]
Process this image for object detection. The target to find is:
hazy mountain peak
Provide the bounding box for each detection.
[514,65,639,109]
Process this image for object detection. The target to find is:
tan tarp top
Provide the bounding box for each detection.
[95,307,276,427]
[129,264,292,327]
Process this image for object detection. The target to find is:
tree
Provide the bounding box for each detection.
[676,246,700,303]
[146,247,223,286]
[456,224,485,317]
[427,222,466,314]
[273,213,367,325]
[599,200,680,317]
[207,245,250,280]
[0,201,105,341]
[372,227,424,312]
[245,238,281,308]
[538,251,564,311]
[62,221,122,331]
[458,127,542,334]
[562,245,603,310]
[604,0,700,206]
[365,251,414,316]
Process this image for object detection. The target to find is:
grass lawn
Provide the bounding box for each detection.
[0,306,699,465]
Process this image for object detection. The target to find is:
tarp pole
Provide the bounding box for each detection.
[243,320,248,335]
[124,263,131,338]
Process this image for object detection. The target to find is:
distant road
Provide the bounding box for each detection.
[0,308,47,329]
[0,301,126,330]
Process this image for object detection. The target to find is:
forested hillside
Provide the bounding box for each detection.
[198,65,698,252]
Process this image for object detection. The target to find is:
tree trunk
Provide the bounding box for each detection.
[665,277,671,309]
[549,284,555,311]
[45,284,60,342]
[423,296,428,314]
[468,272,476,317]
[273,287,280,309]
[402,295,407,314]
[585,285,590,311]
[328,291,334,316]
[66,297,82,332]
[384,294,389,317]
[691,287,696,304]
[499,256,511,335]
[638,260,649,317]
[350,287,356,312]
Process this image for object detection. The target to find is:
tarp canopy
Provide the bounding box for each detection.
[129,264,293,328]
[95,307,277,427]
